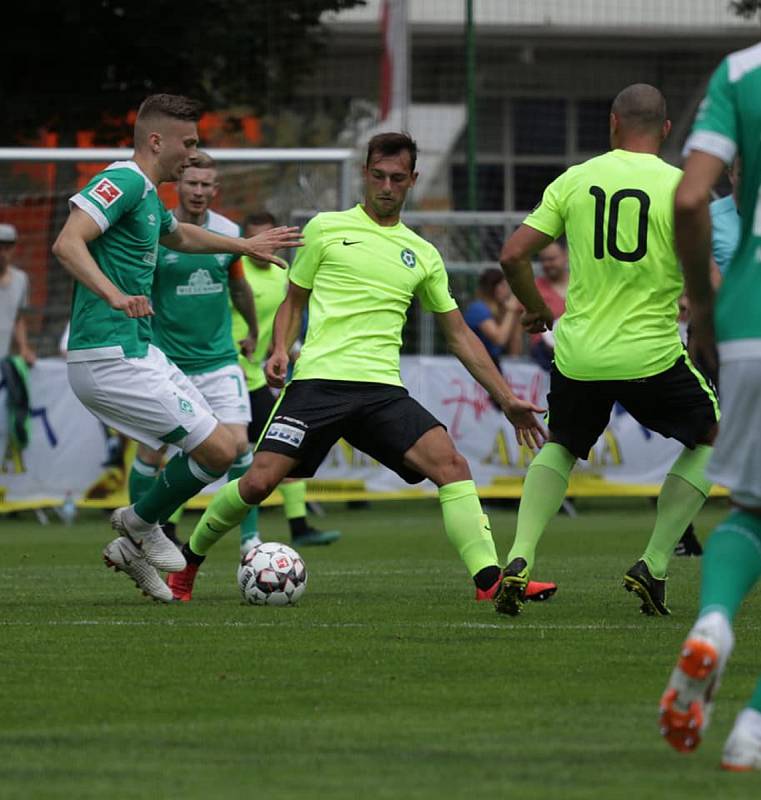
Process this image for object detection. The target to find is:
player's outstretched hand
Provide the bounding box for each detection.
[502,397,548,449]
[521,308,554,334]
[243,226,304,270]
[110,293,154,318]
[265,349,290,388]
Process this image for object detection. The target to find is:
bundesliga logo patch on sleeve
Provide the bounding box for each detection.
[89,178,123,208]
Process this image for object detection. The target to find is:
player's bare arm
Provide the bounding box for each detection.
[675,150,727,380]
[499,224,555,333]
[435,309,547,449]
[52,207,153,318]
[161,223,303,269]
[229,273,258,359]
[265,281,311,388]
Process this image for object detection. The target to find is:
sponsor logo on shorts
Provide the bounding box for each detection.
[277,415,308,428]
[400,248,417,268]
[265,423,305,447]
[176,268,224,296]
[178,398,194,415]
[89,179,123,208]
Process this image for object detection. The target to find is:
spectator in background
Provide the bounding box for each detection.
[463,267,522,369]
[0,224,35,365]
[527,241,568,372]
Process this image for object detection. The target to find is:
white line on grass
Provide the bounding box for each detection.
[0,619,725,632]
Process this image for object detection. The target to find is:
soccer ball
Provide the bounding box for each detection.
[237,542,307,606]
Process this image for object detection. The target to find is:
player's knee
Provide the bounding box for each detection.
[433,450,471,485]
[233,438,250,459]
[194,426,237,473]
[238,466,278,503]
[136,444,162,467]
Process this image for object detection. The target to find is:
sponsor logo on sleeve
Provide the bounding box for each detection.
[89,179,123,208]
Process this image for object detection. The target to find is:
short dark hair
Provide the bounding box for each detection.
[186,151,216,170]
[136,94,202,124]
[366,132,417,172]
[243,211,278,228]
[477,267,506,296]
[610,84,667,134]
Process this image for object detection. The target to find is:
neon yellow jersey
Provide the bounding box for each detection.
[290,204,457,386]
[231,256,288,391]
[524,149,684,380]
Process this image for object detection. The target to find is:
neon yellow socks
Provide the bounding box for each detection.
[227,451,259,544]
[281,480,307,520]
[642,445,712,579]
[189,479,253,556]
[439,480,498,577]
[507,442,576,570]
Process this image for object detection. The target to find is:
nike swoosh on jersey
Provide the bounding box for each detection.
[342,239,362,246]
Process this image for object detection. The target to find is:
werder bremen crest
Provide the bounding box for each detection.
[176,268,223,296]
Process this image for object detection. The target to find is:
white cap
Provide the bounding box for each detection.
[0,223,17,243]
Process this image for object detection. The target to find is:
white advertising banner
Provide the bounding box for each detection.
[0,356,686,507]
[0,358,110,505]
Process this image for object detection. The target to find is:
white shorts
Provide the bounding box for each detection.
[706,357,761,507]
[67,344,217,453]
[188,364,251,426]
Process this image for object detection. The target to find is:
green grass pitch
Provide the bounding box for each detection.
[1,498,759,799]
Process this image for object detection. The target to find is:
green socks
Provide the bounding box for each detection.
[439,480,498,577]
[642,445,712,579]
[134,453,224,525]
[227,451,259,544]
[698,510,761,715]
[128,457,158,504]
[699,510,761,622]
[189,479,253,556]
[507,442,576,570]
[280,480,307,520]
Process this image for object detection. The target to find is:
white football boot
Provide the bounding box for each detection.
[239,533,263,559]
[659,611,734,753]
[110,506,186,572]
[103,536,174,603]
[721,709,761,772]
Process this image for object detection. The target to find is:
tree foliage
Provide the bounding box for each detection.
[730,1,761,20]
[1,0,365,143]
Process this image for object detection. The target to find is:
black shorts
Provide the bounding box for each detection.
[255,379,444,483]
[548,354,719,460]
[247,385,278,444]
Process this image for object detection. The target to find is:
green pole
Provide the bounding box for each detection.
[466,0,477,211]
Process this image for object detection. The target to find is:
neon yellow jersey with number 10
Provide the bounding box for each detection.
[524,149,685,381]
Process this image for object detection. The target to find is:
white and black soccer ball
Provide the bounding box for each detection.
[237,542,307,606]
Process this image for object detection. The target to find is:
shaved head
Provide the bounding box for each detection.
[611,84,667,135]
